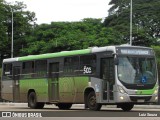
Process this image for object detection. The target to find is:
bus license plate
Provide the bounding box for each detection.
[137,99,144,102]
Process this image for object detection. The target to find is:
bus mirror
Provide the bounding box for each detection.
[114,58,119,65]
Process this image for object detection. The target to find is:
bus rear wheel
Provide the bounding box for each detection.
[56,103,72,110]
[28,92,44,109]
[87,91,102,111]
[118,103,134,111]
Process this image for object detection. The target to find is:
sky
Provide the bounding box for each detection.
[5,0,111,24]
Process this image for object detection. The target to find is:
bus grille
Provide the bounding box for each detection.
[130,96,152,102]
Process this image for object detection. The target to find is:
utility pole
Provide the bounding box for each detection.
[9,5,14,58]
[11,8,13,58]
[130,0,132,45]
[11,7,13,58]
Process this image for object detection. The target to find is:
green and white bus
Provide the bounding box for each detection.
[1,45,159,111]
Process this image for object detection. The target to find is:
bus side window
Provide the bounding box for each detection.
[80,54,96,75]
[64,56,79,76]
[3,63,12,80]
[35,60,47,78]
[22,61,34,79]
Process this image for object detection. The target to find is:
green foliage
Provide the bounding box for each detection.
[0,0,160,62]
[0,0,36,60]
[21,18,123,55]
[105,0,160,46]
[152,46,160,64]
[152,46,160,77]
[0,68,1,79]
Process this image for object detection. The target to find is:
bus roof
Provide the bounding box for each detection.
[3,48,91,63]
[3,45,152,63]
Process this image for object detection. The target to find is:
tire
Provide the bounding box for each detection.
[119,103,134,111]
[87,91,102,111]
[28,92,44,109]
[37,102,45,109]
[57,103,72,110]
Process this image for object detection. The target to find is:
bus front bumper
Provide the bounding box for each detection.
[115,92,158,103]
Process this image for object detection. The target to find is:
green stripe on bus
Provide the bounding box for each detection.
[20,78,48,97]
[18,49,91,61]
[136,86,158,95]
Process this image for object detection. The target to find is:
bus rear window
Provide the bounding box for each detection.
[3,63,12,80]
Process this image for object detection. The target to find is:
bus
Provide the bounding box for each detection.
[1,45,159,111]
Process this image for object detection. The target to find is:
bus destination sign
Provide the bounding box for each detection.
[118,48,153,55]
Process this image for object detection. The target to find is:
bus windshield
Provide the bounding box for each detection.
[117,56,157,85]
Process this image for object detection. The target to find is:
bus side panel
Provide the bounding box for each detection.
[19,79,48,102]
[90,77,102,103]
[73,76,89,103]
[59,76,89,103]
[58,77,75,103]
[1,80,13,101]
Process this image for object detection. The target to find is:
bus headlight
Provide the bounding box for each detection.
[155,96,158,100]
[118,86,126,94]
[153,88,158,95]
[120,96,124,100]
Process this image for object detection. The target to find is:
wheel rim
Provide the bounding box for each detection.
[89,96,96,107]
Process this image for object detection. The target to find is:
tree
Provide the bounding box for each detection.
[0,0,8,60]
[152,46,160,81]
[0,0,36,61]
[104,0,160,46]
[21,18,123,55]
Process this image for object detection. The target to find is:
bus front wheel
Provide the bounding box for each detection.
[28,92,44,109]
[87,91,102,111]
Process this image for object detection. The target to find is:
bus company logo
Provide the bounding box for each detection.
[140,91,143,94]
[136,91,143,94]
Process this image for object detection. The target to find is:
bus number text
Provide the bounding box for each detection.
[83,66,92,74]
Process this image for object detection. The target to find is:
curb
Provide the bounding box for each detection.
[0,103,160,109]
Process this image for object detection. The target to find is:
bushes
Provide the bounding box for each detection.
[0,68,1,79]
[152,46,160,81]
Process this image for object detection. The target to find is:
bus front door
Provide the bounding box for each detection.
[101,58,115,102]
[49,62,59,101]
[13,66,20,102]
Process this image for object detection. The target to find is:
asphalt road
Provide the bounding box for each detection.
[0,103,160,120]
